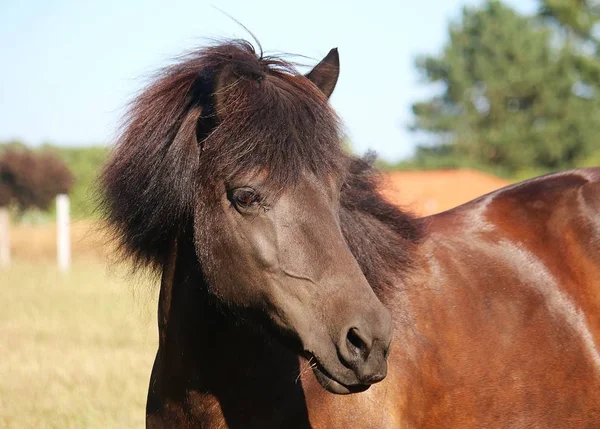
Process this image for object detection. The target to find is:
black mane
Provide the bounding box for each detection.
[99,39,421,296]
[341,154,422,297]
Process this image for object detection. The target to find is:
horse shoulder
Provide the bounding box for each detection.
[396,168,600,427]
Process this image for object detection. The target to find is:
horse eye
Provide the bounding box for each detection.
[232,187,260,208]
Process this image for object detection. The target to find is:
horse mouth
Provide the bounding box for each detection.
[305,354,370,395]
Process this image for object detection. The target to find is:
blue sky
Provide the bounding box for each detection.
[0,0,536,162]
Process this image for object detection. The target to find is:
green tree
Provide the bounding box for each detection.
[410,0,600,171]
[539,0,600,41]
[538,0,600,110]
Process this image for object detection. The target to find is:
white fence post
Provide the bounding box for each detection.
[57,194,70,272]
[0,207,9,268]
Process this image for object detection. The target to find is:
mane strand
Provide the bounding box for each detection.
[340,154,423,299]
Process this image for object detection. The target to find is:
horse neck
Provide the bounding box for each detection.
[149,234,311,427]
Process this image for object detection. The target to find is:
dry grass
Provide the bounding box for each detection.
[9,220,111,262]
[0,258,159,429]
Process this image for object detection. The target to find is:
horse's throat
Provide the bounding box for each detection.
[147,240,311,428]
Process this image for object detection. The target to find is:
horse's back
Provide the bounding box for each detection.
[431,167,600,264]
[406,167,600,427]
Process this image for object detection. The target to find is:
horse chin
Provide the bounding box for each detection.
[307,355,371,395]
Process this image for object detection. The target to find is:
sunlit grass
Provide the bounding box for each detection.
[0,259,158,429]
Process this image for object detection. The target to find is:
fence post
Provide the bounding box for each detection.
[0,207,9,268]
[57,194,70,271]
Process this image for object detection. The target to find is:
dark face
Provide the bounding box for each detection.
[194,171,393,394]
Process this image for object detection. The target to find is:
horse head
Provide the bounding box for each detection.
[101,40,393,394]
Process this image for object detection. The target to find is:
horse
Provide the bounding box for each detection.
[99,39,600,428]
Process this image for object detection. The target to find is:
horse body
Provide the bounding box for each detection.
[100,40,600,428]
[394,169,600,427]
[145,169,600,428]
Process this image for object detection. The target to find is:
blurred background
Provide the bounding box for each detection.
[1,0,599,427]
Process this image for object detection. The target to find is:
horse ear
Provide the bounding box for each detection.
[305,48,340,98]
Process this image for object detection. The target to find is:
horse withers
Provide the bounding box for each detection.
[100,40,600,428]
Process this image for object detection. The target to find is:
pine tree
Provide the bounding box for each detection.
[539,0,600,41]
[410,0,600,171]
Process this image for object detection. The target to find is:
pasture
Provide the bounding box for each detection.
[0,223,158,429]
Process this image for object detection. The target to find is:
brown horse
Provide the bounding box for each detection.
[100,40,600,428]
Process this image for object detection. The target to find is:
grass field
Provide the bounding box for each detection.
[0,255,159,428]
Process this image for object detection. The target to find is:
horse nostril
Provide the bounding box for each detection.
[346,327,372,361]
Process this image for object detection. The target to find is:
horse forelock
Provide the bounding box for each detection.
[200,45,346,194]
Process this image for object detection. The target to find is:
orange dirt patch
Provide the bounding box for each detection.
[380,169,513,216]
